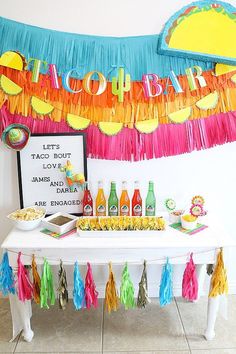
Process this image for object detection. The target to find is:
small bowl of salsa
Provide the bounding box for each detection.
[42,212,78,234]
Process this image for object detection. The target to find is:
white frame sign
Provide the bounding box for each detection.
[17,133,87,215]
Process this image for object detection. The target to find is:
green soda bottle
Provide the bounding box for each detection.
[108,181,118,216]
[145,181,156,216]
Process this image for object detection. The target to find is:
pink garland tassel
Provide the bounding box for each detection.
[17,252,33,302]
[182,253,198,301]
[85,262,99,309]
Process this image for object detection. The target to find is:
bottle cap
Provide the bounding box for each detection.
[122,181,127,188]
[134,180,139,188]
[98,180,103,188]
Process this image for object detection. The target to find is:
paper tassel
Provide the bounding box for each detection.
[159,258,173,307]
[137,260,150,308]
[17,252,33,302]
[73,261,85,310]
[0,252,15,296]
[182,253,198,301]
[120,263,135,310]
[85,262,99,309]
[57,260,68,310]
[105,262,119,313]
[40,258,55,308]
[209,249,228,297]
[32,254,41,304]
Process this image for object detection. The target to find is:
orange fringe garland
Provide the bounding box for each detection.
[1,66,236,127]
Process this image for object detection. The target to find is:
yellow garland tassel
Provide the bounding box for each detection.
[209,249,228,298]
[32,254,41,304]
[105,262,119,313]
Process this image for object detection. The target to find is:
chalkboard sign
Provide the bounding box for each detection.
[17,133,87,215]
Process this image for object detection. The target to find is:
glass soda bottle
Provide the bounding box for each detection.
[82,182,93,216]
[119,181,130,216]
[108,181,118,216]
[132,181,142,216]
[145,181,156,216]
[96,181,106,216]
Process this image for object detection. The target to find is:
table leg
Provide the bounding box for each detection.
[195,264,206,301]
[204,295,220,340]
[9,294,34,343]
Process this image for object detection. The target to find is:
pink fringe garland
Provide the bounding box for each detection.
[182,253,198,301]
[17,252,33,302]
[1,105,236,161]
[85,262,99,309]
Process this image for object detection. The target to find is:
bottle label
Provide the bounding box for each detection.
[146,205,155,216]
[133,204,142,216]
[109,205,118,216]
[120,205,129,216]
[97,204,106,215]
[83,204,93,216]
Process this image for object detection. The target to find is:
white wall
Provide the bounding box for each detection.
[1,0,236,294]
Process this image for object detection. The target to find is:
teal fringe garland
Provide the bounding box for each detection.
[0,17,213,80]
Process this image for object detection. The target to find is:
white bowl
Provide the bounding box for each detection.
[169,210,185,224]
[181,215,197,230]
[7,207,46,231]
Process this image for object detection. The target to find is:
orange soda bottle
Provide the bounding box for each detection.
[119,181,130,216]
[95,181,106,216]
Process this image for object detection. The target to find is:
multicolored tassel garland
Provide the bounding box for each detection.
[137,260,150,308]
[209,249,228,297]
[0,252,15,296]
[120,263,135,310]
[159,258,173,307]
[73,261,85,310]
[85,262,99,309]
[17,252,33,302]
[57,260,68,310]
[182,253,198,301]
[105,262,119,313]
[32,254,41,304]
[40,258,56,308]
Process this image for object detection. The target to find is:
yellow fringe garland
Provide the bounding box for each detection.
[105,262,119,313]
[209,249,228,298]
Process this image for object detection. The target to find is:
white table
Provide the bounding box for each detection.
[1,221,234,343]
